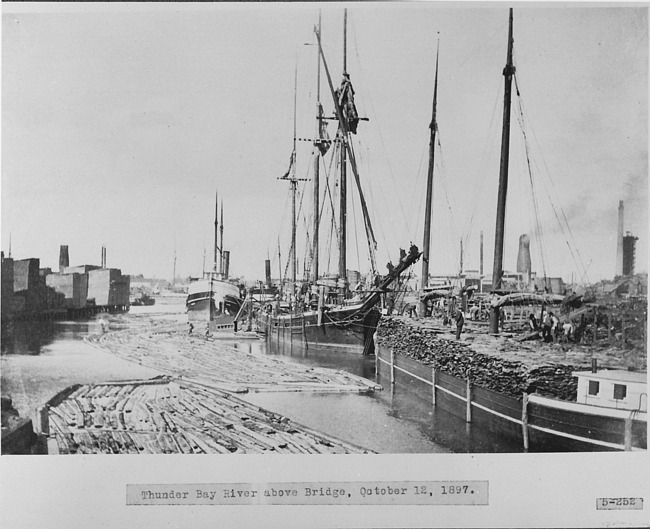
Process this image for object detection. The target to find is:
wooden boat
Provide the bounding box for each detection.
[130,293,155,307]
[384,9,647,452]
[259,11,421,354]
[186,193,243,329]
[375,342,646,451]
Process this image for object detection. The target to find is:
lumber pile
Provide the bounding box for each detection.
[377,318,578,400]
[46,378,372,455]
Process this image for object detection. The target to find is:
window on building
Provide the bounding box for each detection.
[613,384,627,400]
[588,380,599,396]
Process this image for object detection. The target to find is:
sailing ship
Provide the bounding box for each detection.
[412,9,645,451]
[186,193,242,329]
[258,12,421,354]
[130,292,155,307]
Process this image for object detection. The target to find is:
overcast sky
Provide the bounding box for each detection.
[2,3,647,285]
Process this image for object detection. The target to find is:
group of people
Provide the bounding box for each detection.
[529,311,576,342]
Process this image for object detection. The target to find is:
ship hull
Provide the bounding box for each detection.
[186,278,242,327]
[261,304,381,355]
[376,345,647,451]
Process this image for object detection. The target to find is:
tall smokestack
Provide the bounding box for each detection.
[623,232,639,276]
[265,259,272,287]
[59,245,69,273]
[616,201,624,277]
[517,234,531,288]
[222,250,230,279]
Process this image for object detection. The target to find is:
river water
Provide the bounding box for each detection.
[1,302,522,454]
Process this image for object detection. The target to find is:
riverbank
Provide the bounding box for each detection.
[377,316,647,401]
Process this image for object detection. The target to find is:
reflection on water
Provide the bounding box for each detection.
[257,334,524,453]
[1,319,103,356]
[376,381,524,453]
[2,307,523,453]
[261,337,377,380]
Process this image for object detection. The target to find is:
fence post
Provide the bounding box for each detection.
[36,405,49,436]
[465,379,472,423]
[431,367,436,407]
[390,349,395,385]
[522,392,529,450]
[374,335,379,378]
[624,416,632,451]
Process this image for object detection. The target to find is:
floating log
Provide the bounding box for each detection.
[45,379,371,455]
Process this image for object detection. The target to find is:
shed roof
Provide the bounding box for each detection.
[573,369,647,384]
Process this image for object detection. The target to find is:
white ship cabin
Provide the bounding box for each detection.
[573,369,647,412]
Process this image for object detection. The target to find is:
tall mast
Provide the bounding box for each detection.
[279,58,305,301]
[312,12,322,284]
[213,190,219,272]
[291,59,298,292]
[421,41,439,291]
[490,8,515,333]
[459,238,463,275]
[219,199,224,274]
[173,237,177,287]
[315,12,376,280]
[338,9,348,296]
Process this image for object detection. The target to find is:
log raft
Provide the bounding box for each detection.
[45,315,381,454]
[85,319,380,394]
[45,378,372,455]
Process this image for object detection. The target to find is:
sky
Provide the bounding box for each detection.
[2,2,647,286]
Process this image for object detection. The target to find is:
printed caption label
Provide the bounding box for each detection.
[127,481,489,506]
[596,498,644,510]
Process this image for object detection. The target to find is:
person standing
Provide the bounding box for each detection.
[542,312,553,342]
[455,310,465,340]
[550,312,560,342]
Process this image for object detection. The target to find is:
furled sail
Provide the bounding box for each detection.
[335,73,359,134]
[317,103,331,155]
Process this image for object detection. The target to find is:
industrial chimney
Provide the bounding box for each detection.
[265,259,272,287]
[59,245,69,273]
[623,232,639,276]
[616,201,624,277]
[516,234,531,288]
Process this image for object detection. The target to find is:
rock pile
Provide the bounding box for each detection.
[376,318,578,401]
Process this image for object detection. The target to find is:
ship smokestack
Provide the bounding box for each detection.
[516,234,531,288]
[223,250,230,279]
[59,245,69,273]
[616,200,624,277]
[265,259,272,287]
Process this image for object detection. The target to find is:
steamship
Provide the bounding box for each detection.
[186,194,243,329]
